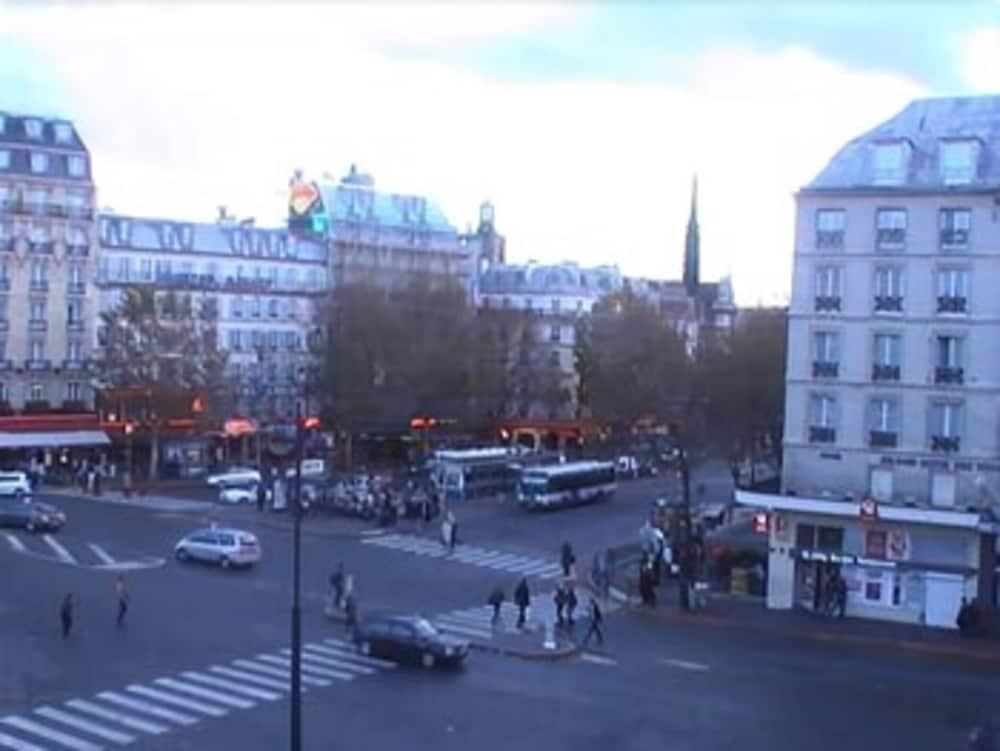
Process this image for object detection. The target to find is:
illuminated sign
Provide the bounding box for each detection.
[289,179,320,217]
[288,172,329,236]
[224,418,258,437]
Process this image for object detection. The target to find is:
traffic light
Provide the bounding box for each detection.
[300,416,320,430]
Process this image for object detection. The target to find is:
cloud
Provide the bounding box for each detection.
[0,4,927,305]
[960,26,1000,92]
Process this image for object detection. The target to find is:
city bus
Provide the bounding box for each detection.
[517,461,617,510]
[430,447,520,504]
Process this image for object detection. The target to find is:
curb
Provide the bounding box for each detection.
[468,639,583,662]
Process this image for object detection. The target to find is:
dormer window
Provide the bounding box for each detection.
[24,119,43,140]
[873,141,908,186]
[939,140,977,185]
[54,123,73,144]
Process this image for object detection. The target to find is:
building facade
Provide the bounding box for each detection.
[0,111,98,412]
[745,95,1000,627]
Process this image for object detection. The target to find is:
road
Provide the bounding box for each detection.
[1,477,996,751]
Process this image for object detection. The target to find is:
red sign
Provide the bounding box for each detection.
[289,178,320,217]
[224,418,257,437]
[860,499,878,521]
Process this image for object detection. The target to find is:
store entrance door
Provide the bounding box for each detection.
[925,572,963,629]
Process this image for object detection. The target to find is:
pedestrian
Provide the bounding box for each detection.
[566,585,578,627]
[115,575,129,627]
[835,575,847,619]
[446,510,458,551]
[330,563,345,610]
[514,577,530,629]
[488,586,505,627]
[560,542,575,578]
[256,482,266,513]
[582,597,604,648]
[343,594,358,636]
[553,585,567,628]
[60,593,74,639]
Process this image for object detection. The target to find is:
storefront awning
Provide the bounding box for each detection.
[0,430,111,449]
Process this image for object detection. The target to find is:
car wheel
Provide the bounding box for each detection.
[219,556,231,569]
[421,651,435,669]
[359,641,372,656]
[175,547,190,562]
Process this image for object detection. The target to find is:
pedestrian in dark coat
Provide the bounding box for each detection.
[488,586,505,626]
[514,577,530,629]
[553,586,567,628]
[582,597,603,648]
[566,586,578,627]
[256,482,267,512]
[344,594,358,635]
[560,542,575,578]
[115,575,129,627]
[60,593,74,639]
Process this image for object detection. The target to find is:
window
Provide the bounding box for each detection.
[934,335,964,385]
[268,298,279,318]
[808,393,837,443]
[939,140,976,185]
[873,141,906,185]
[812,331,839,378]
[288,299,299,319]
[29,383,45,402]
[815,209,845,248]
[268,330,280,350]
[231,296,244,318]
[66,382,81,401]
[796,524,843,551]
[29,339,44,361]
[69,261,84,286]
[140,259,153,281]
[872,266,903,313]
[551,298,561,312]
[115,256,131,282]
[24,119,42,139]
[549,350,560,368]
[0,150,9,170]
[876,209,907,250]
[0,115,5,133]
[30,152,49,174]
[67,299,83,324]
[29,223,50,244]
[29,298,45,321]
[939,208,971,250]
[936,268,968,314]
[30,259,48,285]
[872,334,901,381]
[929,401,962,451]
[54,123,72,143]
[67,155,87,177]
[65,225,87,248]
[814,265,842,312]
[864,570,883,602]
[226,330,241,350]
[282,267,297,288]
[250,297,261,318]
[67,339,82,361]
[550,325,561,343]
[868,397,900,448]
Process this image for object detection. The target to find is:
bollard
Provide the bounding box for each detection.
[543,618,556,650]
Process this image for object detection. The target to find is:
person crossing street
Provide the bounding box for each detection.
[581,597,604,648]
[514,577,531,629]
[60,593,74,639]
[115,575,129,628]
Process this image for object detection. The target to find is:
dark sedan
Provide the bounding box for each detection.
[0,497,66,532]
[353,614,469,669]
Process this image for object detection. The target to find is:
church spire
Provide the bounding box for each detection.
[683,174,700,297]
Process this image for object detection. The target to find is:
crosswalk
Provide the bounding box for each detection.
[1,533,164,571]
[434,594,583,640]
[362,533,564,580]
[0,637,392,751]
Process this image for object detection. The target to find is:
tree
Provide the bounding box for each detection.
[95,286,230,480]
[575,289,691,430]
[697,307,787,469]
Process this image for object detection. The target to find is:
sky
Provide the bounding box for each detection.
[1,1,998,306]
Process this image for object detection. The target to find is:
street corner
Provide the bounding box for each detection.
[467,632,583,662]
[0,529,166,572]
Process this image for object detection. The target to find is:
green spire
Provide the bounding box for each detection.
[683,175,700,297]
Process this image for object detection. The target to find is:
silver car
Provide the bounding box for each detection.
[174,527,261,568]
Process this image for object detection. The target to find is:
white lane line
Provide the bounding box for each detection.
[0,716,103,751]
[0,730,46,751]
[359,529,386,537]
[35,705,135,744]
[438,610,494,627]
[3,534,25,553]
[98,690,198,726]
[660,658,710,672]
[210,666,291,692]
[536,567,564,579]
[126,685,228,718]
[255,654,354,681]
[87,544,115,565]
[180,671,282,701]
[42,535,76,565]
[520,562,558,576]
[461,551,510,565]
[579,653,618,666]
[436,622,492,639]
[66,699,168,735]
[232,659,331,687]
[313,641,397,669]
[280,648,375,675]
[153,678,254,710]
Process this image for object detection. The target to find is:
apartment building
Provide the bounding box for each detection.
[0,111,97,413]
[739,95,1000,627]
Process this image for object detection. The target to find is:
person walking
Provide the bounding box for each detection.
[256,481,267,513]
[560,542,575,578]
[553,585,567,628]
[514,577,530,630]
[60,593,74,639]
[582,597,603,648]
[446,510,458,551]
[115,576,129,627]
[343,593,358,636]
[488,586,505,627]
[330,563,345,611]
[566,585,578,627]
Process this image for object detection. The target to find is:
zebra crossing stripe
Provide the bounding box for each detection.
[126,684,228,717]
[42,535,76,565]
[0,716,103,751]
[319,639,398,669]
[209,666,292,691]
[34,706,135,745]
[282,648,375,675]
[232,659,331,687]
[255,654,355,681]
[0,730,46,751]
[3,534,25,553]
[180,672,282,701]
[305,643,395,669]
[66,699,169,735]
[87,544,115,565]
[153,678,255,710]
[98,691,199,726]
[435,620,492,639]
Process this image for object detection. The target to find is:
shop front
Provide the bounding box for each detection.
[0,413,111,484]
[737,490,986,629]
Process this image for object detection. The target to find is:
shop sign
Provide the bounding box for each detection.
[887,530,910,561]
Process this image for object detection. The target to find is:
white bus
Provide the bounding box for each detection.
[517,461,617,510]
[431,447,520,504]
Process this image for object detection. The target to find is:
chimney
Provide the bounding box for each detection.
[217,205,228,222]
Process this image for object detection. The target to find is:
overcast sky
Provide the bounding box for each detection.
[2,2,998,304]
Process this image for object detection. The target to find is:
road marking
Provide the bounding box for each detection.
[180,671,282,701]
[87,543,115,565]
[209,666,292,691]
[281,648,376,675]
[231,659,331,687]
[3,534,24,553]
[580,653,618,666]
[360,529,385,536]
[315,641,397,669]
[42,535,76,565]
[0,730,46,751]
[256,654,355,681]
[126,685,228,718]
[95,558,166,572]
[435,619,492,639]
[35,706,134,744]
[153,678,255,710]
[98,690,199,726]
[66,698,168,735]
[0,716,103,751]
[660,658,710,672]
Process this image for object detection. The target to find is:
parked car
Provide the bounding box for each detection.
[218,482,270,505]
[354,614,468,669]
[615,456,639,479]
[174,527,261,568]
[206,466,261,488]
[0,497,65,532]
[0,471,32,498]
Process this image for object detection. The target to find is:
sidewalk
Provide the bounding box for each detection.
[615,584,1000,666]
[43,486,214,513]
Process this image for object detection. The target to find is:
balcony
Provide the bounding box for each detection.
[876,228,906,251]
[814,295,841,313]
[28,241,55,254]
[28,319,48,333]
[154,273,219,291]
[869,430,898,448]
[0,360,12,371]
[809,426,836,444]
[61,400,88,412]
[45,204,68,218]
[25,359,51,371]
[816,230,844,249]
[62,359,87,372]
[67,281,87,295]
[29,280,49,292]
[873,295,903,313]
[23,400,51,414]
[937,296,967,314]
[65,242,89,256]
[940,229,969,250]
[931,435,960,453]
[935,365,964,385]
[871,364,900,382]
[66,207,94,221]
[812,360,839,378]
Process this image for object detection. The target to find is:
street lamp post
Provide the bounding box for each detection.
[289,400,304,751]
[674,442,693,612]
